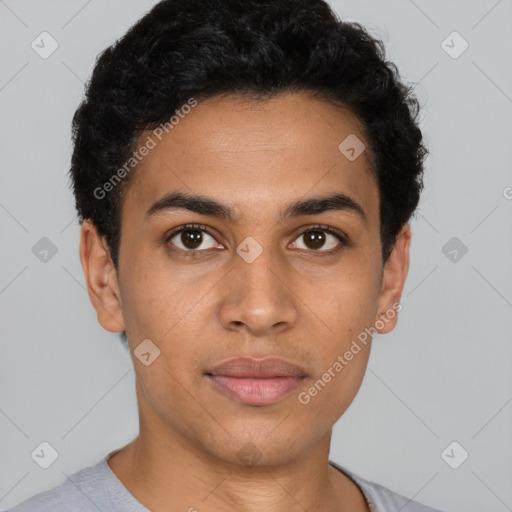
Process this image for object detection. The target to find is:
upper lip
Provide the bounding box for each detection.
[206,357,307,378]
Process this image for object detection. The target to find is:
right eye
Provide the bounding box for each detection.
[165,223,224,253]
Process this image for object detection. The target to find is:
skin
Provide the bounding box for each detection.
[79,92,411,512]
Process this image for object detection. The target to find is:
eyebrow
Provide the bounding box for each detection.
[145,191,367,225]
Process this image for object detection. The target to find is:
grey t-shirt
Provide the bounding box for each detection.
[6,450,443,512]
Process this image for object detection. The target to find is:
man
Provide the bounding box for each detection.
[8,0,443,510]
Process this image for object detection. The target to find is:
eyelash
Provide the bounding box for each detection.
[165,223,349,257]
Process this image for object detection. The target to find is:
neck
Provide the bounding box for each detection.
[106,383,369,511]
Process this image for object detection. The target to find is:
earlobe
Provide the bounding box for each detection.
[79,219,125,333]
[374,223,411,335]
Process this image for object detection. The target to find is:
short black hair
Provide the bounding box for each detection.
[69,0,428,345]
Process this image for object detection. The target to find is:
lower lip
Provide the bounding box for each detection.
[206,375,304,405]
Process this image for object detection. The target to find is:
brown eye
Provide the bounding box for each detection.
[302,230,327,250]
[167,225,220,252]
[180,228,204,249]
[292,227,345,252]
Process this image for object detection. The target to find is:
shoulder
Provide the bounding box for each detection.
[5,460,111,512]
[330,461,445,512]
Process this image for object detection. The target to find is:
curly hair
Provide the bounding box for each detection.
[68,0,427,271]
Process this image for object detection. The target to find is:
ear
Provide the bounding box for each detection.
[374,223,411,334]
[79,219,125,333]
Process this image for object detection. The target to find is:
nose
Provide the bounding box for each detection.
[218,244,299,337]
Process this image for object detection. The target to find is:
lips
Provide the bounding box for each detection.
[205,357,306,406]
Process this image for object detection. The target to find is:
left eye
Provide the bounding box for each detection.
[291,228,344,252]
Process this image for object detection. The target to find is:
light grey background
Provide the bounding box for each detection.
[1,1,511,511]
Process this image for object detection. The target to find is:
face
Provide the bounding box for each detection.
[81,92,410,466]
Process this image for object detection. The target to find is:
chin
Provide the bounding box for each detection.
[198,426,307,469]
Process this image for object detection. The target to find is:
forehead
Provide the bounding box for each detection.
[121,92,378,226]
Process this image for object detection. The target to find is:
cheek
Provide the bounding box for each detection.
[118,258,188,342]
[314,264,381,350]
[119,258,210,381]
[135,356,206,436]
[299,258,379,411]
[294,346,371,439]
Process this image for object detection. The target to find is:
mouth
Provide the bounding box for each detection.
[204,357,307,406]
